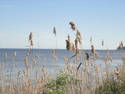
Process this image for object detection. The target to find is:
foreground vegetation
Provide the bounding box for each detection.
[0,22,125,94]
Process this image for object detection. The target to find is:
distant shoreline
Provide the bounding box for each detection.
[0,48,121,51]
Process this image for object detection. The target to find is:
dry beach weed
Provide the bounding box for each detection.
[0,22,125,94]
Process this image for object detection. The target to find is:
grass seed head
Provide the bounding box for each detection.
[91,45,95,54]
[29,32,33,47]
[29,32,33,41]
[120,41,123,48]
[76,30,82,44]
[69,21,76,30]
[53,27,56,36]
[66,35,73,50]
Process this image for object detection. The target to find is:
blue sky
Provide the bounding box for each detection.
[0,0,125,49]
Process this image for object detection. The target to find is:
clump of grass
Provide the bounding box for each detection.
[95,72,125,94]
[95,78,125,94]
[95,56,125,94]
[42,73,81,94]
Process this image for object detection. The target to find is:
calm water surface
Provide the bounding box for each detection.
[0,49,125,78]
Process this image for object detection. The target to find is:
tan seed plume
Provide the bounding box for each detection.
[76,30,82,44]
[66,35,74,51]
[29,32,33,47]
[29,32,33,41]
[120,41,123,48]
[69,21,76,30]
[91,45,95,55]
[53,27,56,36]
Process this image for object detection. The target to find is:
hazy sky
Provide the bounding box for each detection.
[0,0,125,49]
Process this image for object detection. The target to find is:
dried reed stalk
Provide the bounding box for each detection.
[66,35,74,51]
[53,27,56,36]
[91,45,95,55]
[29,32,33,47]
[76,30,82,45]
[29,32,33,41]
[120,41,123,48]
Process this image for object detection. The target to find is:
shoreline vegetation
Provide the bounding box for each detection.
[0,22,125,94]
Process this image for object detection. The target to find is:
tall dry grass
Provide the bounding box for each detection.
[0,22,124,94]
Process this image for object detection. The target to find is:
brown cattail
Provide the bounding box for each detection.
[69,21,76,30]
[53,27,56,36]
